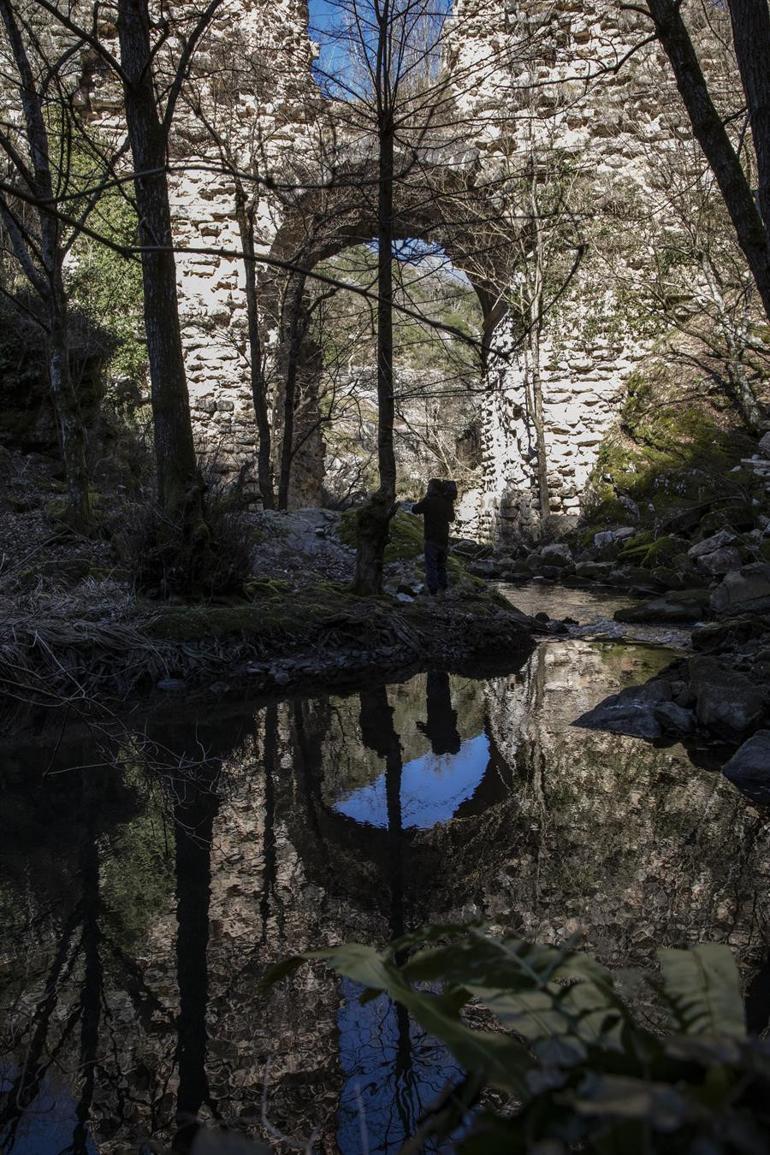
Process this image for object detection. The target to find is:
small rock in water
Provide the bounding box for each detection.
[653,701,696,736]
[534,611,550,623]
[574,681,672,740]
[157,677,187,692]
[615,589,710,624]
[723,730,770,802]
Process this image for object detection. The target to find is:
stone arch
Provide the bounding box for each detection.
[262,160,507,507]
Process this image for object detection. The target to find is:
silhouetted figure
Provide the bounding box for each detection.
[411,478,456,596]
[418,671,461,756]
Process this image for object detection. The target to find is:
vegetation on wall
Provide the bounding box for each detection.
[66,178,146,395]
[585,365,760,528]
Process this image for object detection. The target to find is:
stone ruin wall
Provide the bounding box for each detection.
[88,0,701,536]
[447,0,690,539]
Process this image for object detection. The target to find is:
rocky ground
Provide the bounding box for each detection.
[472,433,770,800]
[7,429,770,797]
[0,456,539,715]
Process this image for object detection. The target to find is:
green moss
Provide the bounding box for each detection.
[585,367,760,528]
[242,577,293,600]
[338,507,425,562]
[145,583,368,643]
[617,531,684,569]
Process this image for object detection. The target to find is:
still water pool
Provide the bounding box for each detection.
[2,597,769,1153]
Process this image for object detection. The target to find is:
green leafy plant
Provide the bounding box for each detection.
[266,926,770,1153]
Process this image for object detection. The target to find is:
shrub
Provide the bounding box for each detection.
[113,474,256,599]
[268,926,769,1153]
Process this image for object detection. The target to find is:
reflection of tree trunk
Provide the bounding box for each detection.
[746,952,770,1035]
[358,687,404,938]
[291,700,330,859]
[0,898,82,1141]
[359,686,413,1126]
[260,705,279,941]
[0,776,103,1152]
[72,812,102,1155]
[174,772,220,1144]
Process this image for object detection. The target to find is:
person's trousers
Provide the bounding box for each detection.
[425,542,448,595]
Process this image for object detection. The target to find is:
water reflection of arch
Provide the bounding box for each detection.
[282,692,519,924]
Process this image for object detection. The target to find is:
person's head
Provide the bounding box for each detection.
[427,477,443,497]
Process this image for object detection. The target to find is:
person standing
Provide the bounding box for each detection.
[411,479,456,596]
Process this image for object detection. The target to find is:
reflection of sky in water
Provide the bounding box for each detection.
[337,980,465,1155]
[334,734,489,829]
[0,1068,98,1155]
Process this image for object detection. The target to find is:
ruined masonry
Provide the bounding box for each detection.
[93,0,687,537]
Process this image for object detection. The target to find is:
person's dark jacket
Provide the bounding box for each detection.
[411,493,455,548]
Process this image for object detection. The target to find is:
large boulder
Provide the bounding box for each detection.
[687,529,736,560]
[688,655,770,734]
[575,560,613,582]
[614,589,710,624]
[695,546,743,577]
[711,563,770,617]
[723,730,770,802]
[691,616,768,653]
[540,542,573,567]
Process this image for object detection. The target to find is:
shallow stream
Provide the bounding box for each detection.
[2,585,769,1154]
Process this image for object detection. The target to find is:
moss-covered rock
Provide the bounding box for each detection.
[338,506,425,562]
[617,530,688,569]
[585,366,760,530]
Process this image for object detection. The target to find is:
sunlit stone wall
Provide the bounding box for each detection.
[445,0,689,537]
[84,0,720,530]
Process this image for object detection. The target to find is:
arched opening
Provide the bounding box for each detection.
[265,176,504,512]
[308,237,485,507]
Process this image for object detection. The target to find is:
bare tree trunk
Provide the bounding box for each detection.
[235,191,275,508]
[528,325,550,529]
[353,92,397,595]
[645,0,770,324]
[47,290,92,528]
[0,0,92,527]
[727,0,770,246]
[277,275,308,509]
[117,0,204,529]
